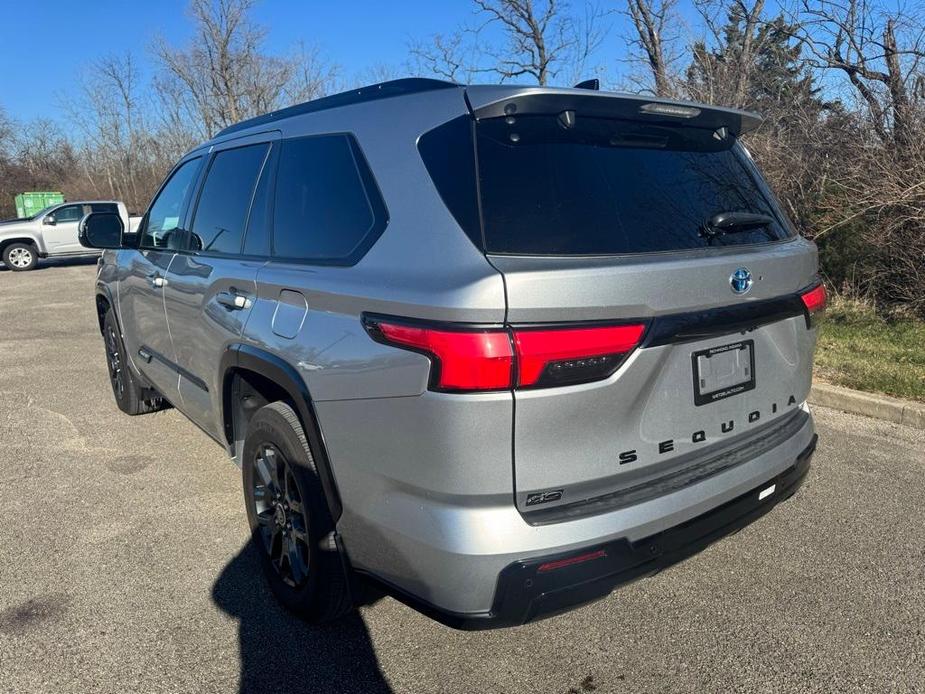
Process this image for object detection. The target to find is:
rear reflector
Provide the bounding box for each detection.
[370,321,513,391]
[800,283,827,317]
[514,324,646,388]
[537,549,607,574]
[365,317,645,392]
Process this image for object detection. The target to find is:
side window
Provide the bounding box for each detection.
[189,143,269,255]
[241,147,274,256]
[141,157,202,249]
[52,205,84,223]
[273,134,387,263]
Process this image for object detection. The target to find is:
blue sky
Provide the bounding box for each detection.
[0,1,491,121]
[0,0,646,123]
[0,0,807,124]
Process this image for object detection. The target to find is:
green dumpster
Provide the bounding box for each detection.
[14,192,65,219]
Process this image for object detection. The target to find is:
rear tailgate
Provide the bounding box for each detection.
[418,86,823,517]
[463,87,820,516]
[493,243,819,514]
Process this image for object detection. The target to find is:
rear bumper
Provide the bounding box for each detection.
[362,431,816,630]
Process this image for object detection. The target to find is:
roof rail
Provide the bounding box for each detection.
[215,78,459,138]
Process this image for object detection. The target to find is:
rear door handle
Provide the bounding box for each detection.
[216,290,251,310]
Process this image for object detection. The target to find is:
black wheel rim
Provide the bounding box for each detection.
[252,444,310,588]
[105,325,125,398]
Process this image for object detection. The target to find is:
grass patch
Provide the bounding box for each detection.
[815,296,925,402]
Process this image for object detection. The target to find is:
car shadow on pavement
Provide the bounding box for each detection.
[212,540,392,694]
[0,255,99,272]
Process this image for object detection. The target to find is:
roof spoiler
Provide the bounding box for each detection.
[464,86,762,136]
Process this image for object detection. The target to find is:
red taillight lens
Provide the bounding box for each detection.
[367,317,646,392]
[513,324,646,388]
[372,321,513,391]
[801,283,827,315]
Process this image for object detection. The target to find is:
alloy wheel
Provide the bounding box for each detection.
[105,325,125,397]
[8,247,33,268]
[252,444,311,588]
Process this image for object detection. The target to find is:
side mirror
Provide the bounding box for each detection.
[79,212,124,249]
[43,215,56,226]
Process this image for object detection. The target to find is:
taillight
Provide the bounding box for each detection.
[367,320,513,392]
[365,316,645,392]
[800,283,827,325]
[513,324,646,388]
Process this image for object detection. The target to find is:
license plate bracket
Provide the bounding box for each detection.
[692,339,756,406]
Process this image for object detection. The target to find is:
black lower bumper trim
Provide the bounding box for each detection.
[373,434,816,631]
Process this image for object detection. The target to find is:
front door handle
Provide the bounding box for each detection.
[147,272,167,288]
[216,290,251,310]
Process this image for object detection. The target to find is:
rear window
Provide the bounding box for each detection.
[419,114,793,255]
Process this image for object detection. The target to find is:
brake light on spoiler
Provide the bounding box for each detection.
[365,318,646,393]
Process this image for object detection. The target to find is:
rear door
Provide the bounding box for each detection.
[162,133,276,438]
[425,101,821,515]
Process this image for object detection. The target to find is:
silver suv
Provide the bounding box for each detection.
[81,79,824,629]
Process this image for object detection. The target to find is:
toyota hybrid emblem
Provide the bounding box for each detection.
[730,267,753,294]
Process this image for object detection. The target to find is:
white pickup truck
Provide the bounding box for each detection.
[0,201,142,271]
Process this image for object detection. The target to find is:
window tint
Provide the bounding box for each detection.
[242,148,274,257]
[420,114,794,256]
[475,115,791,255]
[190,143,269,255]
[273,134,387,263]
[141,157,202,249]
[418,116,482,248]
[53,205,84,223]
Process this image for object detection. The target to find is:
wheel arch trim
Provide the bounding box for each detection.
[0,235,44,254]
[95,283,117,334]
[220,344,344,521]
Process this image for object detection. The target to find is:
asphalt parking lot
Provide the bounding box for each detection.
[1,260,923,694]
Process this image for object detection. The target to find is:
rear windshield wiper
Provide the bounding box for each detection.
[701,211,776,239]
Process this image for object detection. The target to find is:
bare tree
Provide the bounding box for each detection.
[152,0,333,138]
[286,42,340,102]
[412,0,607,85]
[624,0,680,96]
[0,107,12,155]
[686,0,770,107]
[61,52,172,211]
[409,31,477,82]
[794,0,925,149]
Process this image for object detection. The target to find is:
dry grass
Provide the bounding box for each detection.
[815,296,925,402]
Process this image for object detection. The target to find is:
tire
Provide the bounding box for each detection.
[102,308,167,415]
[242,401,352,623]
[2,242,38,271]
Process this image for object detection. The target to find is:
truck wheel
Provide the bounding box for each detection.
[242,401,352,623]
[2,243,38,271]
[102,308,168,415]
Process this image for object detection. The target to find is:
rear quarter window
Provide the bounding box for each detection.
[272,134,387,264]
